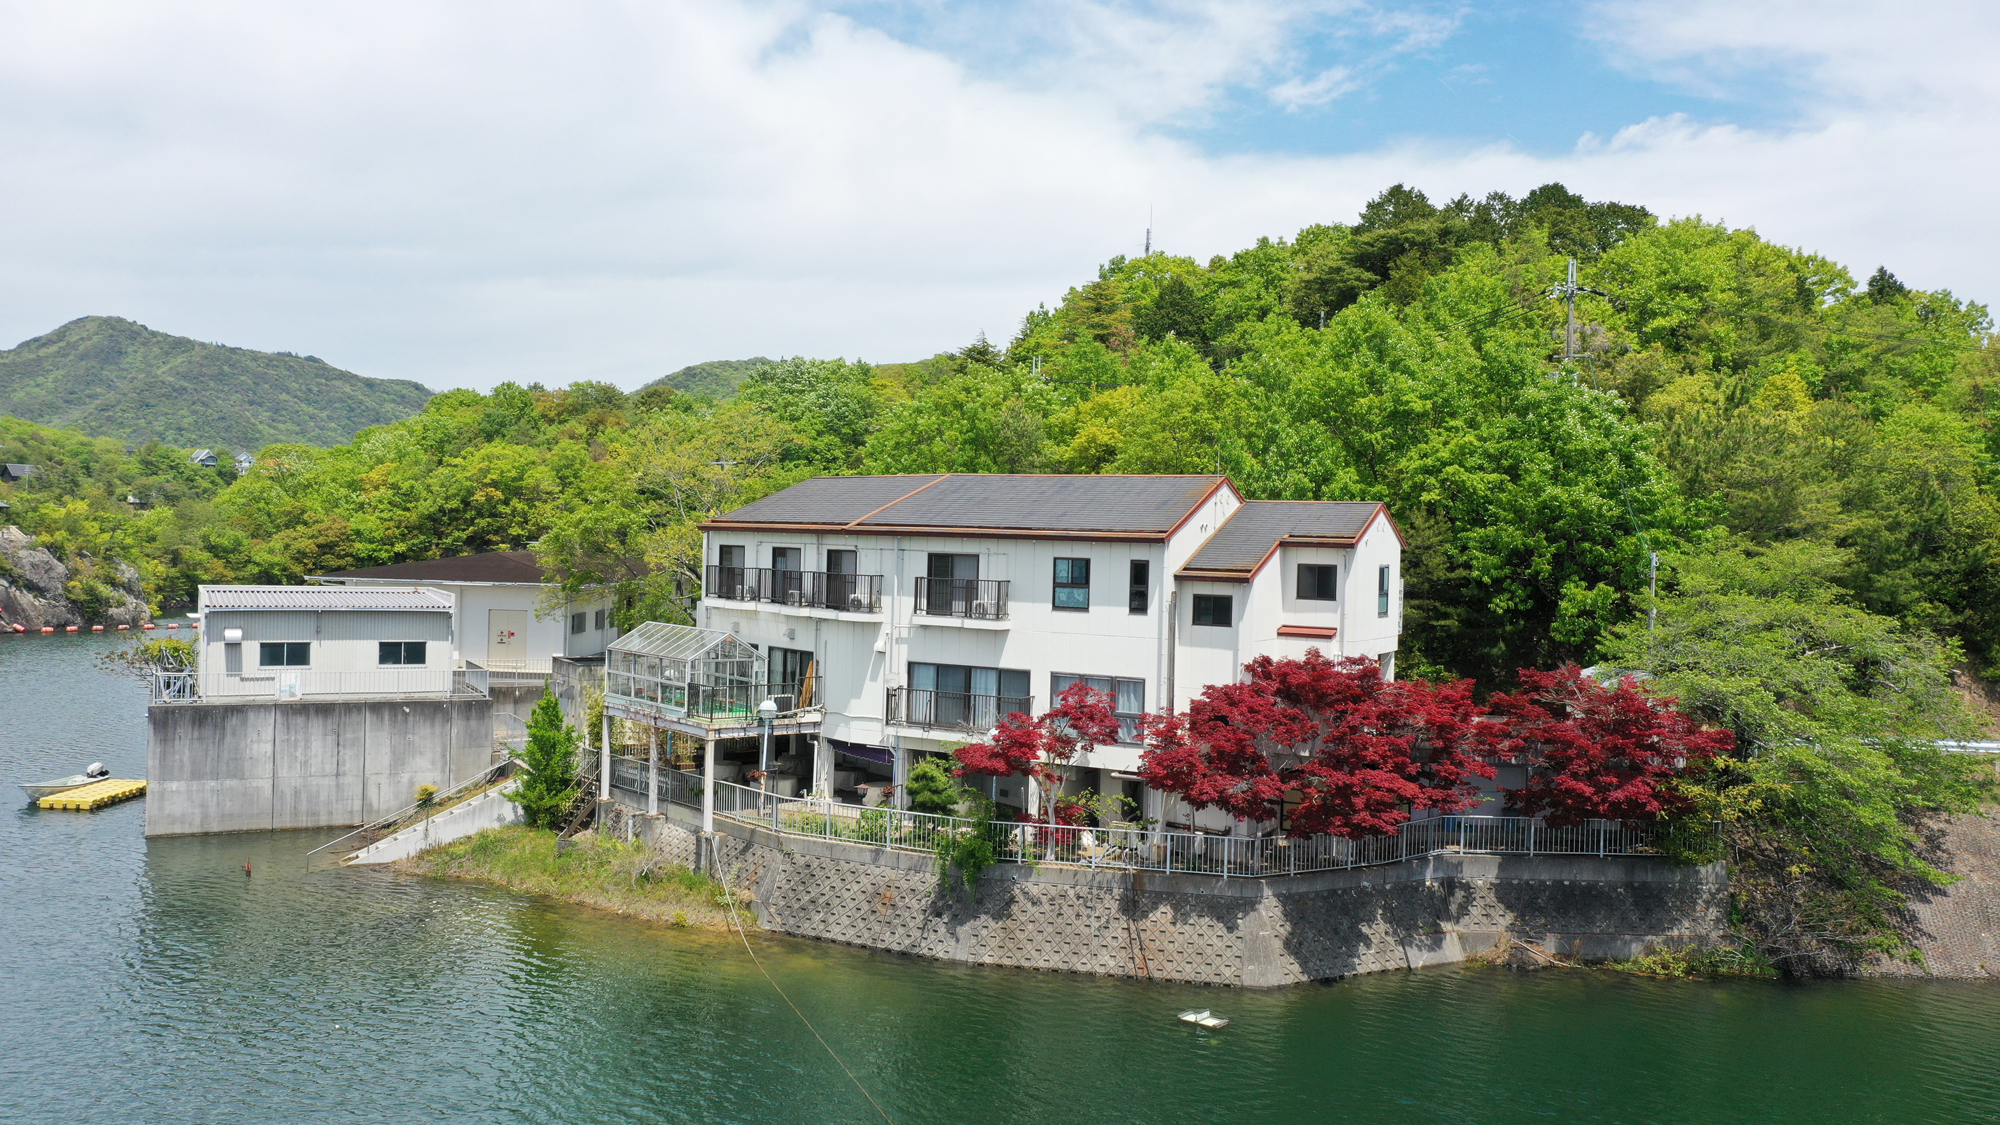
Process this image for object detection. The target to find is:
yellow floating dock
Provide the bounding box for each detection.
[40,778,147,811]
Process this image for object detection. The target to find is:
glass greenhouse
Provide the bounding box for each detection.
[606,622,803,721]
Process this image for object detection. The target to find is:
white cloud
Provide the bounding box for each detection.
[0,0,1992,395]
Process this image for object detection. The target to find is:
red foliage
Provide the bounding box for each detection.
[1138,652,1501,838]
[1485,666,1733,827]
[953,682,1122,815]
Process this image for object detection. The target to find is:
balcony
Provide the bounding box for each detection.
[888,686,1033,733]
[705,565,883,613]
[914,577,1009,620]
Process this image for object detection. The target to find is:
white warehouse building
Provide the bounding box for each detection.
[309,550,616,676]
[690,473,1404,827]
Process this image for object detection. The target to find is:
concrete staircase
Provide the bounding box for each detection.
[346,778,523,865]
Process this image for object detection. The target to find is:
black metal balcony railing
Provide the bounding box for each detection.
[705,566,883,613]
[888,686,1033,732]
[914,576,1010,619]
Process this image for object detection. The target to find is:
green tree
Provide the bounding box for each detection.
[509,688,583,830]
[904,756,965,817]
[1600,541,1993,973]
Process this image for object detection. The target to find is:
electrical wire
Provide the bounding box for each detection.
[723,868,896,1125]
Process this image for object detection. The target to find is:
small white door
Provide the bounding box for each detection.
[489,609,529,668]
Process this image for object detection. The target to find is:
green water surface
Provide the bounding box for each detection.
[4,632,1997,1124]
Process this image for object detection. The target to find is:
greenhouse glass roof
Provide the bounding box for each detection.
[609,621,762,667]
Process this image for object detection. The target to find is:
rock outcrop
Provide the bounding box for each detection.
[0,525,150,630]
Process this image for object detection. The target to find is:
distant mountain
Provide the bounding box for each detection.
[0,316,433,450]
[640,357,771,400]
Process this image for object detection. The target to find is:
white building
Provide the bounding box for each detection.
[692,474,1404,822]
[309,551,616,676]
[193,585,462,699]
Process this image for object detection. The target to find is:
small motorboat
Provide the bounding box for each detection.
[1177,1009,1229,1029]
[20,762,110,802]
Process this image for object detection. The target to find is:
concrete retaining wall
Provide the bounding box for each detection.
[146,696,494,836]
[348,780,522,865]
[602,797,1727,986]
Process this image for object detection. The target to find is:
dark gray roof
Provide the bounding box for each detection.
[712,475,945,527]
[1179,501,1386,576]
[707,474,1230,536]
[313,550,548,585]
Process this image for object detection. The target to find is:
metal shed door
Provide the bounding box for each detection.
[489,609,528,667]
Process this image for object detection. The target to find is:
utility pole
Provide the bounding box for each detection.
[1145,204,1153,256]
[1548,257,1606,377]
[1649,551,1659,635]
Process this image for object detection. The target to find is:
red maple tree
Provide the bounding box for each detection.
[1485,666,1733,827]
[953,682,1122,824]
[1138,652,1501,838]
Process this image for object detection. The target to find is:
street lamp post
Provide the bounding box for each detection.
[758,698,778,819]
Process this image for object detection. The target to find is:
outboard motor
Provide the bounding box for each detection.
[86,762,108,778]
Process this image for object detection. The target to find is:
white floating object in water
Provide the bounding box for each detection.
[1177,1009,1229,1029]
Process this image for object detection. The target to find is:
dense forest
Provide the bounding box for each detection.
[6,180,1997,968]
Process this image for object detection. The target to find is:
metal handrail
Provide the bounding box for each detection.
[602,765,1680,879]
[887,686,1033,732]
[705,566,884,613]
[305,758,517,869]
[149,668,489,703]
[913,577,1009,619]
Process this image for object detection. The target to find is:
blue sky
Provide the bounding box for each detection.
[841,0,1800,157]
[0,0,1992,390]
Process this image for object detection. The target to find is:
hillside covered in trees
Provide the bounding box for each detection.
[0,316,434,451]
[7,184,1994,695]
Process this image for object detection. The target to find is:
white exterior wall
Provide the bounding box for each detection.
[200,609,454,674]
[325,580,612,667]
[695,485,1404,784]
[1340,513,1405,676]
[196,606,455,697]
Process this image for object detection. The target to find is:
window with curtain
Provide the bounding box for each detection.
[1053,557,1090,610]
[1050,673,1145,742]
[908,663,1031,729]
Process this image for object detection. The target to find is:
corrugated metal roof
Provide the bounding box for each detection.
[1178,501,1384,575]
[199,585,454,611]
[708,474,1228,536]
[313,550,548,585]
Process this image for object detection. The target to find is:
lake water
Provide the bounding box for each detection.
[4,631,1999,1124]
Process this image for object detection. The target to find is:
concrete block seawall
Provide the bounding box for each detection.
[147,697,494,836]
[606,797,1727,986]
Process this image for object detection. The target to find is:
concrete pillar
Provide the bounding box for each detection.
[701,734,716,837]
[812,732,830,797]
[598,712,611,802]
[647,725,659,817]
